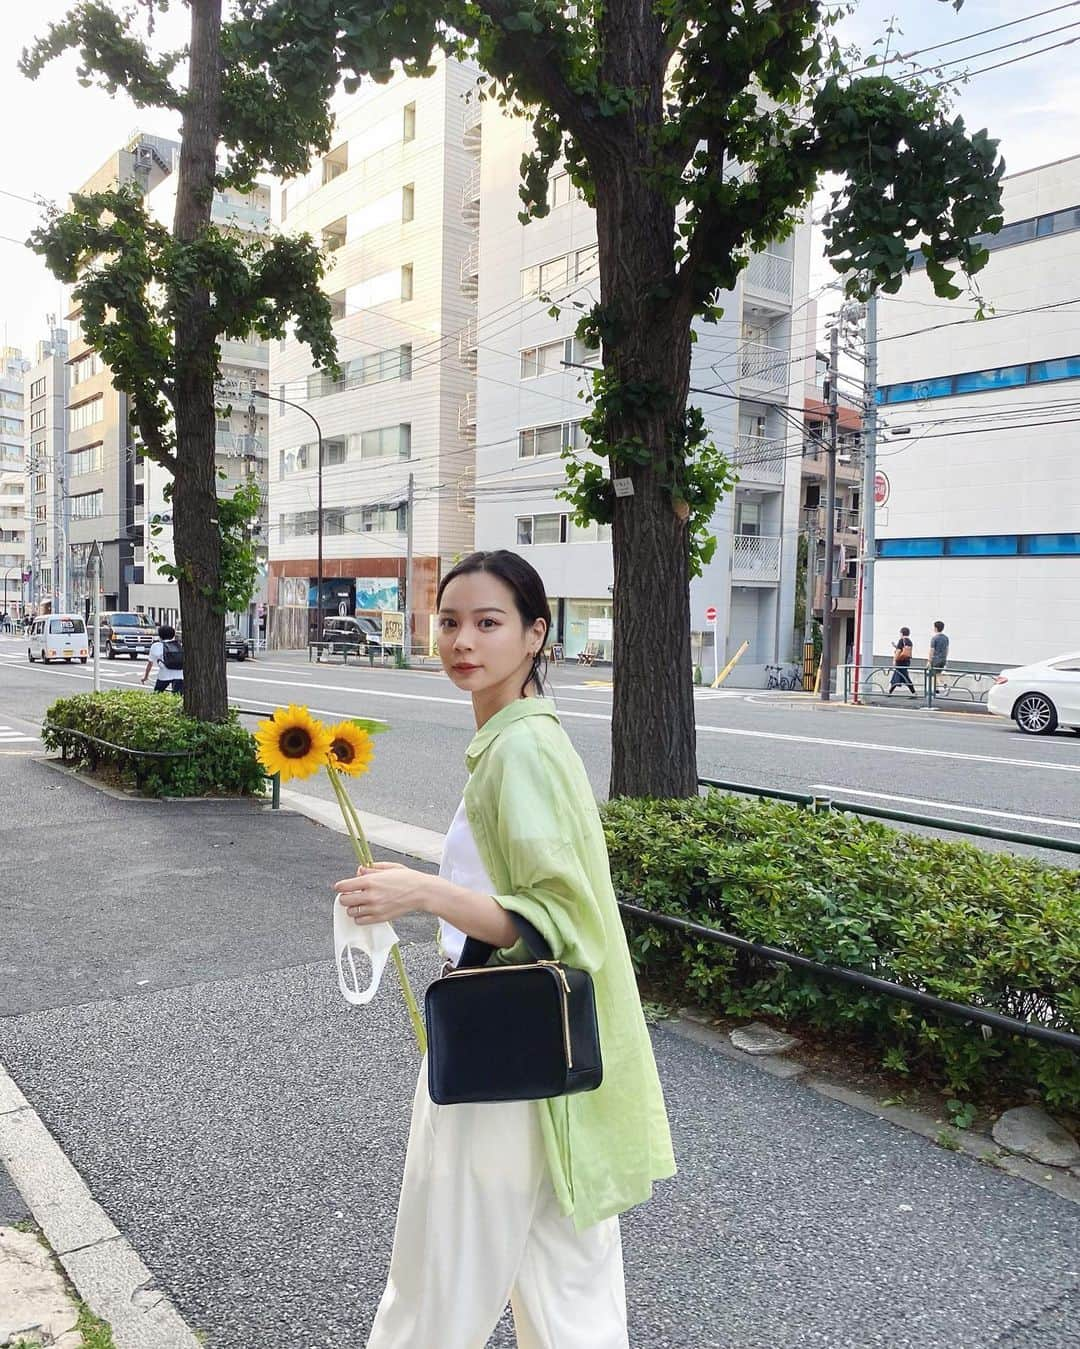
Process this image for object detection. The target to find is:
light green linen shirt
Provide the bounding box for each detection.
[462,697,676,1231]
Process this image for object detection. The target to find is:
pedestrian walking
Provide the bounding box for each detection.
[335,549,675,1349]
[928,620,949,671]
[888,626,916,695]
[140,624,184,693]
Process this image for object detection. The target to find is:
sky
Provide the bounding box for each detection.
[1,1,1078,358]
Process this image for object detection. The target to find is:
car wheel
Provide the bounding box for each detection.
[27,647,34,662]
[106,642,116,659]
[237,649,247,661]
[130,653,138,660]
[1013,693,1058,736]
[80,657,88,664]
[41,651,50,664]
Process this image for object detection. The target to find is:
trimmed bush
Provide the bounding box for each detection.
[601,792,1080,1111]
[42,690,266,799]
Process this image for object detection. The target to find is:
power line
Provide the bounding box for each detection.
[929,32,1080,90]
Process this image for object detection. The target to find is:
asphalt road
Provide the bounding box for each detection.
[1,755,1077,1348]
[3,637,1079,851]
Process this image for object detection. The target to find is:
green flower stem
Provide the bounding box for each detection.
[327,764,427,1055]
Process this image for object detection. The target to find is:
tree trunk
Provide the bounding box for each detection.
[595,162,699,800]
[172,0,227,722]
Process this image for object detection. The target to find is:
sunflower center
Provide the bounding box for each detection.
[280,727,313,758]
[331,738,355,764]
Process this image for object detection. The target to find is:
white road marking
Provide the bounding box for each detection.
[695,723,1080,775]
[811,784,1080,831]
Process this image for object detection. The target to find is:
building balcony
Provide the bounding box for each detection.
[731,433,785,486]
[732,533,781,583]
[814,574,857,612]
[801,444,864,482]
[803,506,862,538]
[744,251,794,308]
[738,343,789,395]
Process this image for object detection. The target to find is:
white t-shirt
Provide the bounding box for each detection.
[437,799,495,967]
[148,639,183,683]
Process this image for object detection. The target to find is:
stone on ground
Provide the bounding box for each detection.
[0,1225,81,1348]
[992,1106,1080,1169]
[730,1021,801,1056]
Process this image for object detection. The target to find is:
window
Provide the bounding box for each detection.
[322,218,347,254]
[400,263,413,301]
[69,351,99,386]
[521,340,566,379]
[401,184,415,222]
[1019,533,1080,556]
[70,490,104,519]
[359,423,411,461]
[734,500,761,536]
[567,518,612,543]
[35,504,48,521]
[362,502,407,532]
[68,396,103,432]
[1,416,22,435]
[879,356,1080,405]
[403,102,416,142]
[911,202,1080,267]
[69,443,103,477]
[954,365,1026,395]
[574,244,599,280]
[516,513,566,545]
[30,377,46,399]
[568,335,601,367]
[323,437,347,467]
[328,290,347,321]
[322,143,348,184]
[34,473,47,493]
[547,172,574,209]
[30,409,46,430]
[518,422,572,458]
[521,253,571,297]
[944,535,1018,557]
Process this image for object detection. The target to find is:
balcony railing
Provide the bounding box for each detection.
[732,533,781,582]
[462,166,481,222]
[458,392,477,438]
[458,318,478,371]
[744,251,794,302]
[738,342,788,391]
[731,433,785,485]
[460,241,479,297]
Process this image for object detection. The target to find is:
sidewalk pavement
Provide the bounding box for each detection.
[2,753,1078,1348]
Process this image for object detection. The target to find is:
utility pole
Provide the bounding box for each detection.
[404,471,414,663]
[89,541,102,693]
[820,323,839,701]
[857,291,878,679]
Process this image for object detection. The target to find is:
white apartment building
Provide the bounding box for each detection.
[130,178,273,630]
[1,347,30,619]
[24,328,69,613]
[875,155,1080,669]
[268,58,477,648]
[473,109,809,679]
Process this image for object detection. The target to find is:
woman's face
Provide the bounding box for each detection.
[437,571,546,712]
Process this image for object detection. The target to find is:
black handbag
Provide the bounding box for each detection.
[424,917,603,1105]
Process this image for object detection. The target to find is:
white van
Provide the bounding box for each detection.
[27,615,90,664]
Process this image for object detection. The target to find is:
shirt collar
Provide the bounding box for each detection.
[465,697,560,771]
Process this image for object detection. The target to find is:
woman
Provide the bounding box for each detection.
[335,550,675,1349]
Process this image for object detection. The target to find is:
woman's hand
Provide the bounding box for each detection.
[334,861,435,925]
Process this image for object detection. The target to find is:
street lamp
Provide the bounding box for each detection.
[252,389,323,640]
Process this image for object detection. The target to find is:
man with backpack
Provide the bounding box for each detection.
[141,623,184,694]
[888,625,916,695]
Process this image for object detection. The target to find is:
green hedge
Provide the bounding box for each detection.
[601,793,1080,1111]
[42,690,265,799]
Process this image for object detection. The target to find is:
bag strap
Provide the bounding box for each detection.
[457,912,553,969]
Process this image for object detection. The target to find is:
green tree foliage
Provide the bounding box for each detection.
[21,0,340,720]
[234,0,1003,797]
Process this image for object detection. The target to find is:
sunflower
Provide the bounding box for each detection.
[254,704,333,782]
[326,720,375,777]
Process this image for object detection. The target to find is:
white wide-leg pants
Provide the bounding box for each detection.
[366,1065,628,1349]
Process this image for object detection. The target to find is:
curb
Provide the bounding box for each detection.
[0,1068,202,1349]
[277,787,445,863]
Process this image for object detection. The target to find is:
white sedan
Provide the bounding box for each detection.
[987,652,1080,735]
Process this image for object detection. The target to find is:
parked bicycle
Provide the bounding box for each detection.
[765,662,802,691]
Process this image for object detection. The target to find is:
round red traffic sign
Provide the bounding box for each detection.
[874,470,890,507]
[705,605,718,623]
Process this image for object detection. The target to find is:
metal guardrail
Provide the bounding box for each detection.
[842,662,995,710]
[617,900,1080,1055]
[697,774,1080,856]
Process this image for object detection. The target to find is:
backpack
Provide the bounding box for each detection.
[160,639,183,670]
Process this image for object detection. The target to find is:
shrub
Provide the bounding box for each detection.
[601,793,1080,1111]
[41,690,266,799]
